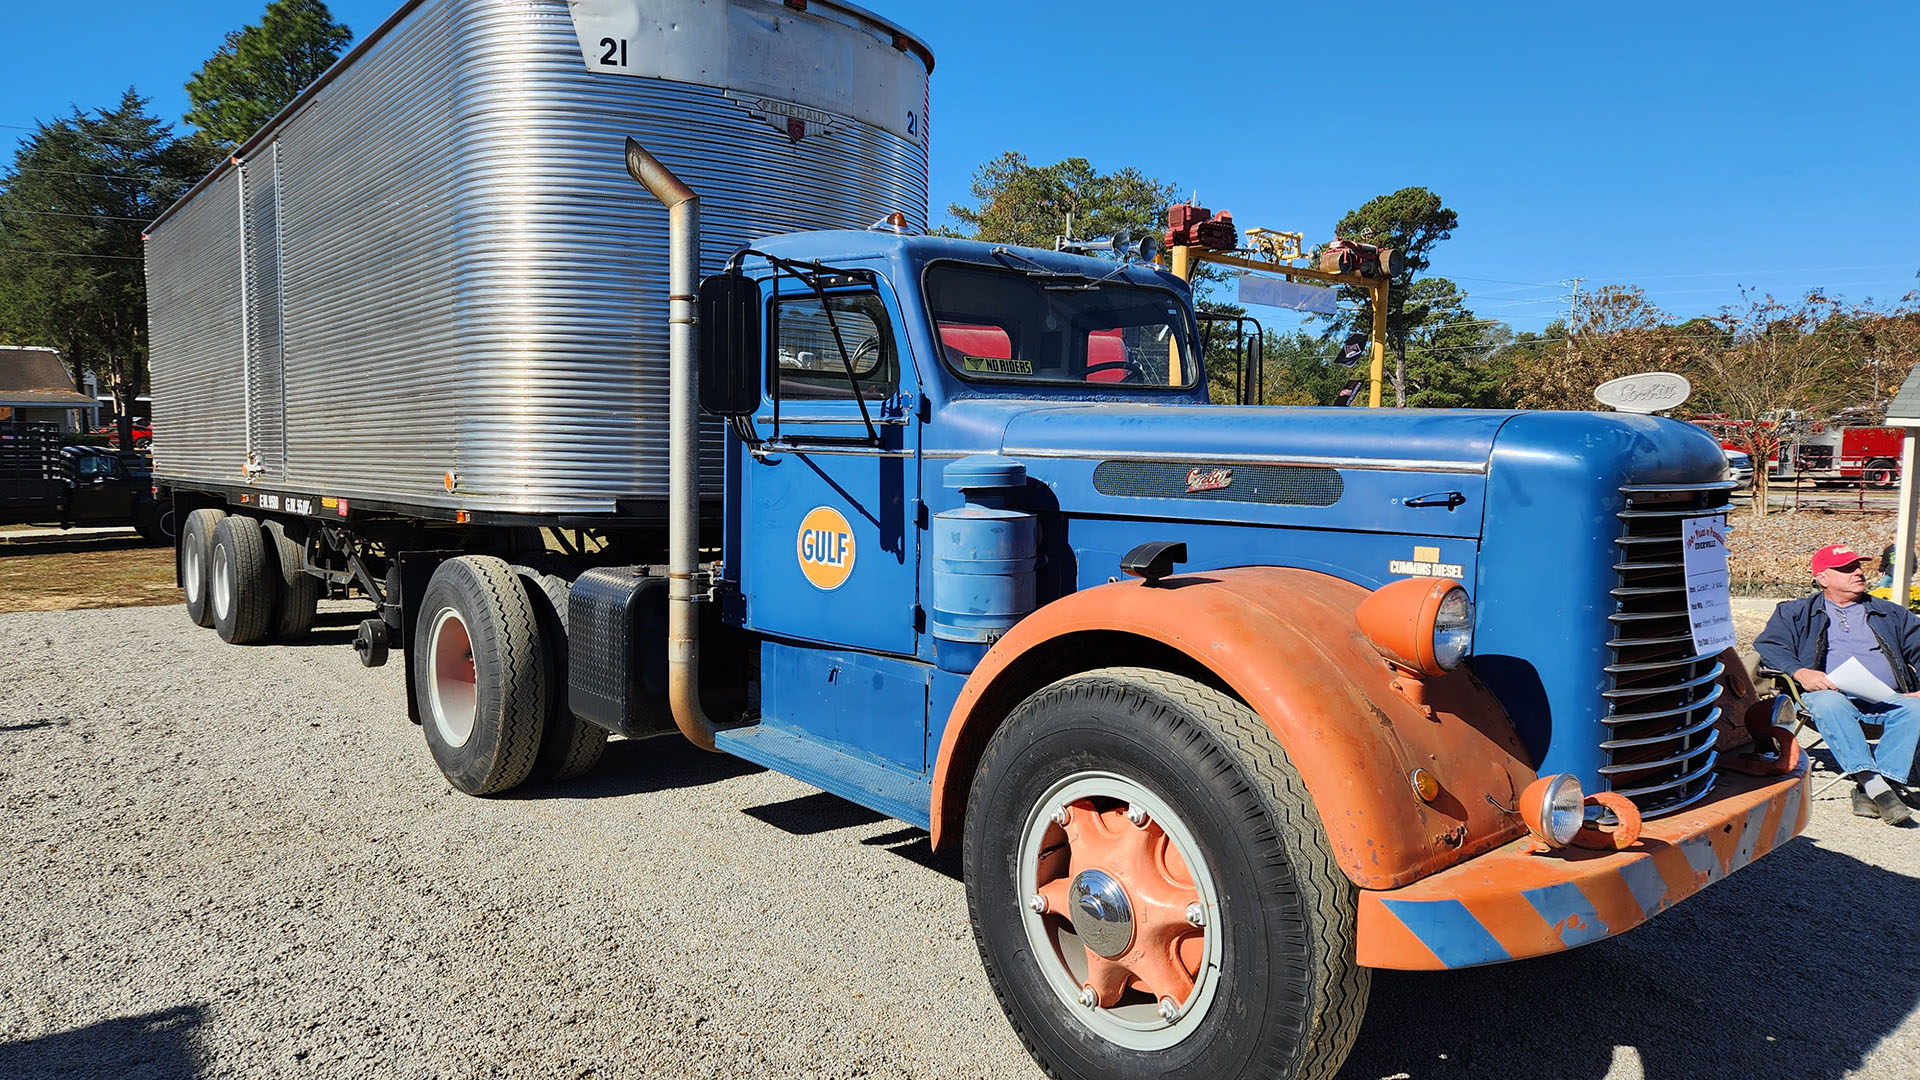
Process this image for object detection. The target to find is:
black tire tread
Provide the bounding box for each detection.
[263,519,321,640]
[514,559,607,782]
[969,666,1369,1080]
[211,515,273,645]
[418,555,547,795]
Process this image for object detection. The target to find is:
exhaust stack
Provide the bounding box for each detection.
[624,136,716,751]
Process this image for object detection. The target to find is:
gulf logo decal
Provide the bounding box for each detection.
[797,506,857,590]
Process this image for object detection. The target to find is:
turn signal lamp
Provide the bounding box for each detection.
[1355,578,1473,677]
[1520,774,1585,848]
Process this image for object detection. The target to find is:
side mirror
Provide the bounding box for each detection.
[697,271,762,416]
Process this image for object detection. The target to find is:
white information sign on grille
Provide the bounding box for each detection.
[1681,515,1736,655]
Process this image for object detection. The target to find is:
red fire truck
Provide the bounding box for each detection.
[1694,416,1902,487]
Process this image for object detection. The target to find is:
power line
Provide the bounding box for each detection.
[0,248,143,261]
[0,208,154,223]
[7,166,159,183]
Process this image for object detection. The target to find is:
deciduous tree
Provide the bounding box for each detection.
[1692,288,1920,509]
[1509,286,1700,411]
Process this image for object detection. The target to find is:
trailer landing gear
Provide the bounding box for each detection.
[354,619,391,667]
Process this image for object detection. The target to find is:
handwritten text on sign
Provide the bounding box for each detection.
[1681,515,1735,656]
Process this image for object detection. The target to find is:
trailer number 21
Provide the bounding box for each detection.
[599,38,628,67]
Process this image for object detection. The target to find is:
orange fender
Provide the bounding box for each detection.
[928,567,1536,891]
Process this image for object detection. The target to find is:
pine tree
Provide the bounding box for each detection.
[0,90,211,418]
[186,0,353,149]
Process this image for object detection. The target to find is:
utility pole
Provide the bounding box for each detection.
[1563,277,1583,360]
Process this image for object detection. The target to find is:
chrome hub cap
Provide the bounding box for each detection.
[1070,870,1135,959]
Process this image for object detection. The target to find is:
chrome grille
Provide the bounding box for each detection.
[1605,480,1736,816]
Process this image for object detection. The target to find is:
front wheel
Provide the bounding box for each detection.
[963,667,1368,1080]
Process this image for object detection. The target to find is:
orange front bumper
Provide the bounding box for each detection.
[1355,762,1809,970]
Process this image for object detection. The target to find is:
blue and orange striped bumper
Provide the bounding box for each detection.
[1355,760,1809,970]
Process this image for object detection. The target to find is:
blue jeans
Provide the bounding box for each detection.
[1801,690,1920,784]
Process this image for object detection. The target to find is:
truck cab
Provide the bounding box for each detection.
[552,225,1803,1079]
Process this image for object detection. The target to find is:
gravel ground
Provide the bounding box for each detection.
[4,603,1919,1080]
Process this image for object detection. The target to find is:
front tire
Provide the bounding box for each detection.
[413,556,548,795]
[963,667,1368,1080]
[1865,458,1898,489]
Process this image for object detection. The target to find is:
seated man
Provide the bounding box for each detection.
[1755,544,1920,826]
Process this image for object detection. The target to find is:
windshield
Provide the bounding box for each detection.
[923,262,1196,389]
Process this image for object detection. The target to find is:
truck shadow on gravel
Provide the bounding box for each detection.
[742,789,965,881]
[1336,835,1918,1080]
[519,735,765,800]
[0,1004,205,1080]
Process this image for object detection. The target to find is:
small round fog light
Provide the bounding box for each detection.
[1410,768,1440,804]
[1519,773,1585,848]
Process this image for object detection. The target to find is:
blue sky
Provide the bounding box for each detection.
[5,0,1915,335]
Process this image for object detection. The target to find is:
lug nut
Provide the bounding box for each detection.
[1028,893,1048,914]
[1126,804,1149,827]
[1078,987,1100,1009]
[1051,806,1071,827]
[1158,997,1180,1022]
[1185,902,1206,927]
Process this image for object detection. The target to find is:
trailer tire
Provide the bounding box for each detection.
[262,519,321,640]
[414,555,548,796]
[963,667,1369,1080]
[210,515,273,645]
[515,559,607,783]
[180,508,226,627]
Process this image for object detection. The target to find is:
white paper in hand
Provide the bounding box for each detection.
[1829,657,1900,703]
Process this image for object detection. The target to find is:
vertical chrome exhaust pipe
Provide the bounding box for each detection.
[625,137,716,751]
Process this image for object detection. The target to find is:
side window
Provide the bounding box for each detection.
[773,292,897,401]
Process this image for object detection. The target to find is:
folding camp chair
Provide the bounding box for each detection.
[1755,664,1881,799]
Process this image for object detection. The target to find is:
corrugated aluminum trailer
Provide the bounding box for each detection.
[146,0,932,519]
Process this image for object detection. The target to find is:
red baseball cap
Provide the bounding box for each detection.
[1810,544,1863,574]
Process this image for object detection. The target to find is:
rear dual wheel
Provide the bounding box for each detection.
[414,556,549,795]
[182,510,321,643]
[964,668,1368,1080]
[180,508,227,627]
[210,516,273,644]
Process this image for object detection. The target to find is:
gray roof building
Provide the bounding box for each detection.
[1885,362,1920,427]
[0,346,95,409]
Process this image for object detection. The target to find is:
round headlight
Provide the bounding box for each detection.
[1432,588,1473,670]
[1519,774,1585,848]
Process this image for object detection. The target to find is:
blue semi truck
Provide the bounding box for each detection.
[145,3,1808,1078]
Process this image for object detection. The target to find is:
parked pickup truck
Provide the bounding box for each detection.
[0,422,173,540]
